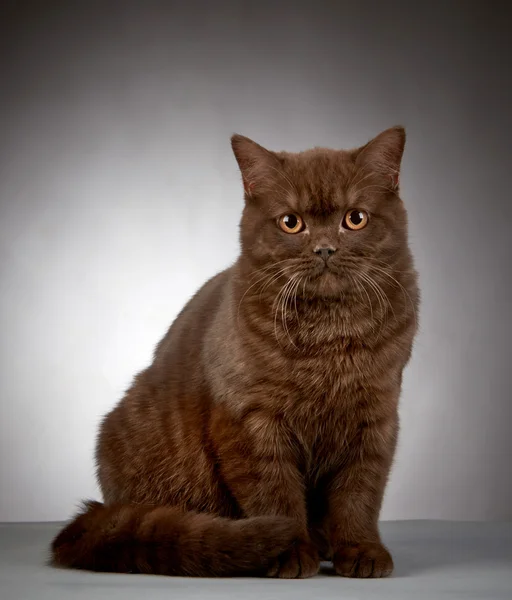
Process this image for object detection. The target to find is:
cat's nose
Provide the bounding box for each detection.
[314,245,337,261]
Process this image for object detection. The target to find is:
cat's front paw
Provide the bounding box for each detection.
[333,542,393,578]
[267,540,320,579]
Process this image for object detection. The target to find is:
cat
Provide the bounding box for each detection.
[51,126,419,579]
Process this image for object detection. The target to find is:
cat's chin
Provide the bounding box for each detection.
[309,270,347,299]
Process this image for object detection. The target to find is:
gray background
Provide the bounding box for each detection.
[0,1,510,522]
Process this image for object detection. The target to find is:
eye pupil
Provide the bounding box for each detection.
[350,211,363,225]
[284,214,298,229]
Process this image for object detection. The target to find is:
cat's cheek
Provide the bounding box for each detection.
[247,237,275,262]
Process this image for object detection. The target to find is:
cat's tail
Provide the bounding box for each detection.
[50,500,299,577]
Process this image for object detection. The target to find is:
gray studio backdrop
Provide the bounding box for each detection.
[0,1,510,522]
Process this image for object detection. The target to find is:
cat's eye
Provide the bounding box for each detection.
[343,209,369,231]
[278,214,304,234]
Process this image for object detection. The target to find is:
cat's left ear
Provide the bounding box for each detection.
[354,126,406,190]
[231,134,278,198]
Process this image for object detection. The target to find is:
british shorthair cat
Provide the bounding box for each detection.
[51,126,419,579]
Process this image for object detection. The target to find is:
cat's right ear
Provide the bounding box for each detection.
[231,134,276,198]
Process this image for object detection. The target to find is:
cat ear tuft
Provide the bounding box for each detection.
[231,134,275,197]
[355,126,406,189]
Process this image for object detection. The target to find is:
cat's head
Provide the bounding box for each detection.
[232,127,411,300]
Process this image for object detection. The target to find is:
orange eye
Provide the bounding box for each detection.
[278,214,304,234]
[343,209,369,231]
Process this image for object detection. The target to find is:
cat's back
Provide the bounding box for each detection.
[103,265,233,426]
[151,267,233,371]
[96,266,235,505]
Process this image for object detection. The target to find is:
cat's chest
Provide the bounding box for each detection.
[290,340,373,398]
[283,346,379,473]
[283,403,354,482]
[283,394,355,474]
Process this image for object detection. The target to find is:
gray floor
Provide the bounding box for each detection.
[0,521,511,600]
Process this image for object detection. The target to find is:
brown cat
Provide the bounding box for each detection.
[51,126,419,579]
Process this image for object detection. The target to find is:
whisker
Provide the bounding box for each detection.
[357,271,389,338]
[370,272,396,324]
[237,264,297,324]
[367,264,418,327]
[279,279,293,346]
[247,259,294,282]
[351,273,374,328]
[344,255,410,275]
[292,276,302,323]
[273,276,297,349]
[258,265,298,298]
[283,274,304,348]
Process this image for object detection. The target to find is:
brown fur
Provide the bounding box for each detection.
[51,126,419,579]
